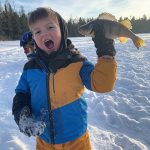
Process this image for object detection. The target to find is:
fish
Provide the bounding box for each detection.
[78,12,145,49]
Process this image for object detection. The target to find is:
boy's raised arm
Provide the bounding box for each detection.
[80,22,117,93]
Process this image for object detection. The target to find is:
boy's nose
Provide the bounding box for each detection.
[41,29,49,36]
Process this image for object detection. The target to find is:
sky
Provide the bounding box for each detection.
[1,0,150,20]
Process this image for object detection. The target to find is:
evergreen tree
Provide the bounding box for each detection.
[19,6,29,35]
[0,3,3,39]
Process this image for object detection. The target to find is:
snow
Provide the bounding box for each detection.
[0,34,150,150]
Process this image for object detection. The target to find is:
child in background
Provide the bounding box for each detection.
[20,31,36,60]
[13,7,117,150]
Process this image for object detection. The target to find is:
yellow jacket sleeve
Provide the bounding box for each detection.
[91,58,117,93]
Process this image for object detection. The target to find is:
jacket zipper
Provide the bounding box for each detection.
[49,70,56,101]
[46,71,55,144]
[35,59,55,144]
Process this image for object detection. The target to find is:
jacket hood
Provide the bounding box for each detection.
[55,12,68,51]
[35,12,86,73]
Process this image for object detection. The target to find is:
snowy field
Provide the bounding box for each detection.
[0,34,150,150]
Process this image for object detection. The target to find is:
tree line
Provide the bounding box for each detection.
[0,2,150,40]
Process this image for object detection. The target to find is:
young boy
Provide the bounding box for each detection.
[20,31,36,60]
[12,7,117,149]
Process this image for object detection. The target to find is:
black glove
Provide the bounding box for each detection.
[18,107,46,137]
[92,21,116,57]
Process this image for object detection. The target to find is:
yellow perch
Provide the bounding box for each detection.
[78,13,145,49]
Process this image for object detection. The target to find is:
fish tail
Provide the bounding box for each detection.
[133,36,145,49]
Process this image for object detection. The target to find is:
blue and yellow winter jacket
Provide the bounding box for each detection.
[13,49,117,144]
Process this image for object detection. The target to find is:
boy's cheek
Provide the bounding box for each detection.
[32,34,38,41]
[32,37,40,46]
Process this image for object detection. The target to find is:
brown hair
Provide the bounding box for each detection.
[28,7,58,29]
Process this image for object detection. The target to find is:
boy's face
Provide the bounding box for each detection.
[31,16,61,54]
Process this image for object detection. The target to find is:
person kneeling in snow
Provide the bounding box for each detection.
[20,31,36,60]
[12,7,117,150]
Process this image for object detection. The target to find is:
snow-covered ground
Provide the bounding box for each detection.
[0,34,150,150]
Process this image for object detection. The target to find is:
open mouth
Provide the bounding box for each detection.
[44,40,54,49]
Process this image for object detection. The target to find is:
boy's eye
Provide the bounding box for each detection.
[35,31,41,34]
[48,26,54,29]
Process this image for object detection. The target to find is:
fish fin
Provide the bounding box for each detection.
[119,37,128,43]
[133,36,145,49]
[97,12,117,21]
[120,19,132,29]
